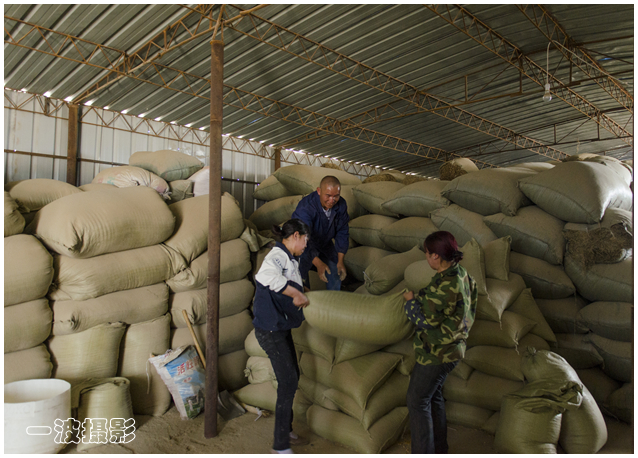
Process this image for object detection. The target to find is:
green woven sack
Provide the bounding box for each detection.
[304,290,412,346]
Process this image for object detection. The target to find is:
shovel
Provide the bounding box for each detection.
[181,310,245,421]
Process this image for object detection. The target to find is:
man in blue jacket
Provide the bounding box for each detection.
[291,175,349,290]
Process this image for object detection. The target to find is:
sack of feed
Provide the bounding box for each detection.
[118,314,172,416]
[584,334,632,383]
[165,239,252,293]
[304,291,412,346]
[92,165,170,199]
[306,405,408,454]
[129,149,204,181]
[364,246,424,294]
[26,186,175,259]
[348,214,397,249]
[564,255,632,303]
[291,321,336,364]
[484,206,566,265]
[4,344,53,384]
[51,283,168,335]
[4,298,52,353]
[442,167,536,216]
[48,322,127,386]
[381,180,450,217]
[298,375,340,411]
[167,179,194,202]
[352,182,405,216]
[576,301,632,342]
[445,401,494,430]
[344,246,396,282]
[603,383,632,423]
[164,193,245,264]
[323,371,408,430]
[403,260,436,292]
[4,191,25,236]
[248,195,303,231]
[576,367,621,406]
[507,288,556,343]
[218,349,250,392]
[78,183,117,192]
[362,173,398,183]
[534,295,589,334]
[466,311,536,348]
[549,333,604,369]
[233,381,277,412]
[464,346,525,381]
[508,252,575,299]
[73,377,135,451]
[6,178,82,212]
[4,234,53,306]
[564,207,632,235]
[475,273,526,323]
[253,175,294,201]
[333,339,385,365]
[482,236,511,281]
[244,356,276,385]
[443,370,524,411]
[430,204,497,248]
[49,244,185,301]
[518,161,632,224]
[381,337,416,376]
[169,278,254,327]
[244,329,268,358]
[380,217,439,253]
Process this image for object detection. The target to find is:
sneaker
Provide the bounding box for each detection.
[288,432,309,446]
[271,448,294,454]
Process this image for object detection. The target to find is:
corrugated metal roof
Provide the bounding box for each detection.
[4,4,633,177]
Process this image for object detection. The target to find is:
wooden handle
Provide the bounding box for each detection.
[181,309,206,369]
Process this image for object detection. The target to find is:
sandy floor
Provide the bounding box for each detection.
[62,404,632,454]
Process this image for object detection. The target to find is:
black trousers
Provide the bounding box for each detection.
[254,327,300,451]
[407,361,458,454]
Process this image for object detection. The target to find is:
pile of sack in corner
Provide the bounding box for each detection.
[3,150,268,446]
[237,155,632,453]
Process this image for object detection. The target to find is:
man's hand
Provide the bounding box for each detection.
[313,258,330,283]
[337,261,347,282]
[292,291,309,308]
[403,291,414,301]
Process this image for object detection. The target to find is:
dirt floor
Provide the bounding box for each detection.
[63,404,633,454]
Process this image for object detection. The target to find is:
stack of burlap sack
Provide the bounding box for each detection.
[5,192,54,382]
[346,155,632,429]
[235,291,414,454]
[165,192,257,393]
[22,184,180,416]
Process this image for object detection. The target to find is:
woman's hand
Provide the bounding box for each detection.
[293,292,310,308]
[403,291,414,301]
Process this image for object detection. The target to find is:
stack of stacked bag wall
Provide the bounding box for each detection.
[250,164,365,242]
[235,290,414,454]
[346,176,455,289]
[437,157,634,424]
[165,192,254,393]
[25,185,182,417]
[4,230,54,383]
[514,156,633,424]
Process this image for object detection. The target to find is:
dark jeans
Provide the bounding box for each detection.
[254,327,300,451]
[407,361,458,454]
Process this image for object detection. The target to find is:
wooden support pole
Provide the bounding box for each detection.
[205,39,224,439]
[66,104,79,185]
[274,146,281,171]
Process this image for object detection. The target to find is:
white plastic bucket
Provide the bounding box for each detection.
[4,379,71,454]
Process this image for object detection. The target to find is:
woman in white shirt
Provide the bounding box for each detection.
[253,219,310,454]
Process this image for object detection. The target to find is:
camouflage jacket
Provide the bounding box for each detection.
[404,264,477,366]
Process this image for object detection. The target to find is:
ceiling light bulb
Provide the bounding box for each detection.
[43,91,52,98]
[185,123,192,127]
[121,109,128,114]
[104,106,109,110]
[64,96,74,102]
[542,83,552,102]
[154,117,162,122]
[85,100,94,106]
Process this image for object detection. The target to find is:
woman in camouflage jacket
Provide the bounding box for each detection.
[403,231,478,454]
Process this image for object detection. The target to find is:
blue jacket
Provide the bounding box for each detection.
[252,242,305,331]
[291,191,350,276]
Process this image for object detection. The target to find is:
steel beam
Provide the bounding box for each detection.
[516,4,633,113]
[220,6,568,161]
[5,17,482,169]
[205,39,224,440]
[66,103,79,185]
[425,5,632,147]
